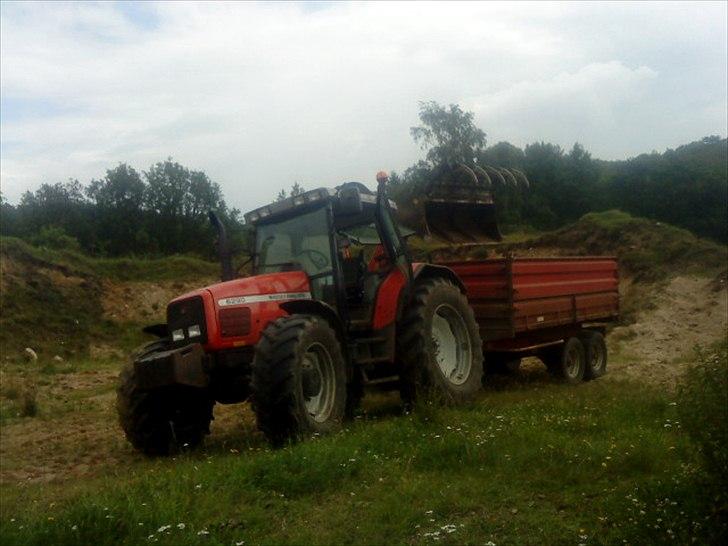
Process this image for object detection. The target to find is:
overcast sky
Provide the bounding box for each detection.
[1,1,726,210]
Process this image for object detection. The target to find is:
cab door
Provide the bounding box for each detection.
[374,189,413,289]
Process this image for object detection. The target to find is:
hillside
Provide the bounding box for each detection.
[0,237,219,359]
[0,214,726,545]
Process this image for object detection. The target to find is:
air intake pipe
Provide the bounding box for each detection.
[208,211,235,282]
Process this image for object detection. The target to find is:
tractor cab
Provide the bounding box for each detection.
[243,179,411,334]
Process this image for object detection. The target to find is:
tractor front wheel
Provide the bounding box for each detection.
[251,315,347,446]
[117,342,214,456]
[398,278,484,405]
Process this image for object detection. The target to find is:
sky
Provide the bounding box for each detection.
[1,1,726,211]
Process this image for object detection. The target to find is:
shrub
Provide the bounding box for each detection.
[678,342,728,490]
[31,226,82,252]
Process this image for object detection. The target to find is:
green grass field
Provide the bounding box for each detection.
[1,362,725,546]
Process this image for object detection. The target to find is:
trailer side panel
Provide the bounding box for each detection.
[445,257,619,342]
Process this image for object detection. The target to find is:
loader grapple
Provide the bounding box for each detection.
[421,163,528,244]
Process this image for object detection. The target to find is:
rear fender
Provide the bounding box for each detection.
[371,264,466,330]
[413,264,466,293]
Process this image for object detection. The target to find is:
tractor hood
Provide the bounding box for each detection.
[170,271,311,308]
[167,271,312,350]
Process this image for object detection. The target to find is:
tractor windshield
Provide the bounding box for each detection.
[255,205,335,302]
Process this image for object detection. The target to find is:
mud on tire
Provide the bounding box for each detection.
[251,315,347,446]
[116,341,214,456]
[398,278,484,405]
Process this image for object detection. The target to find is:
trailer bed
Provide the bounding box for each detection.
[444,257,619,347]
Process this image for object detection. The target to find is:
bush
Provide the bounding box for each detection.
[678,342,728,490]
[31,226,82,252]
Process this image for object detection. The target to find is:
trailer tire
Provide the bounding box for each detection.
[251,315,347,446]
[398,278,484,405]
[544,337,586,384]
[581,331,607,380]
[117,341,214,456]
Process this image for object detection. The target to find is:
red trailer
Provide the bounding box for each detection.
[447,256,619,379]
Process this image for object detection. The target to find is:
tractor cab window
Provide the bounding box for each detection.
[335,224,391,324]
[255,206,335,303]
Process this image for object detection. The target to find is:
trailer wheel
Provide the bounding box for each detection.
[251,315,347,446]
[398,278,484,405]
[544,337,586,384]
[117,341,214,456]
[581,331,607,380]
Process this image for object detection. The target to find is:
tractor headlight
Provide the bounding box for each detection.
[172,329,185,342]
[188,324,201,338]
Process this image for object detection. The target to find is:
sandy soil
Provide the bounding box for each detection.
[101,279,215,323]
[606,275,727,388]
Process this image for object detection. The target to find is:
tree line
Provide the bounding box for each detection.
[0,159,243,257]
[1,102,726,258]
[391,102,727,243]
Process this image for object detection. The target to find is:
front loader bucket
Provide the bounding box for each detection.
[422,164,503,243]
[423,199,501,243]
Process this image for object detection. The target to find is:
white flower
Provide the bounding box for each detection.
[71,525,78,530]
[177,523,185,530]
[197,529,210,536]
[236,541,245,546]
[157,525,172,533]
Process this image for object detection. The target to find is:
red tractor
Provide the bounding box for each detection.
[117,170,618,454]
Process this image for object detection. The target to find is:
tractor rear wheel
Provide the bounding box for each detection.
[251,315,347,446]
[398,278,483,405]
[117,341,214,456]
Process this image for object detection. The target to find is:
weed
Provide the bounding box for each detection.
[678,340,728,490]
[19,382,38,417]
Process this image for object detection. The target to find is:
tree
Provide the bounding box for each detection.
[86,164,146,254]
[410,101,486,167]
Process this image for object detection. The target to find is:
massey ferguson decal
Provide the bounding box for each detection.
[217,292,312,307]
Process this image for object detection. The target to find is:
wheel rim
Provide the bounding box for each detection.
[590,341,606,372]
[431,303,472,386]
[565,344,582,378]
[301,342,336,423]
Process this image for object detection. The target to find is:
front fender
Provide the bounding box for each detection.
[279,299,345,342]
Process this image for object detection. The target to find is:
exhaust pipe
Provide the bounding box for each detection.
[208,211,235,282]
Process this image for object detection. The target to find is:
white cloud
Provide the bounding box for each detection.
[1,1,726,209]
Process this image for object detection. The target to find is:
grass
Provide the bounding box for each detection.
[1,376,724,546]
[531,210,727,281]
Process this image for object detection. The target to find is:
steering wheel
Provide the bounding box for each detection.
[294,249,329,270]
